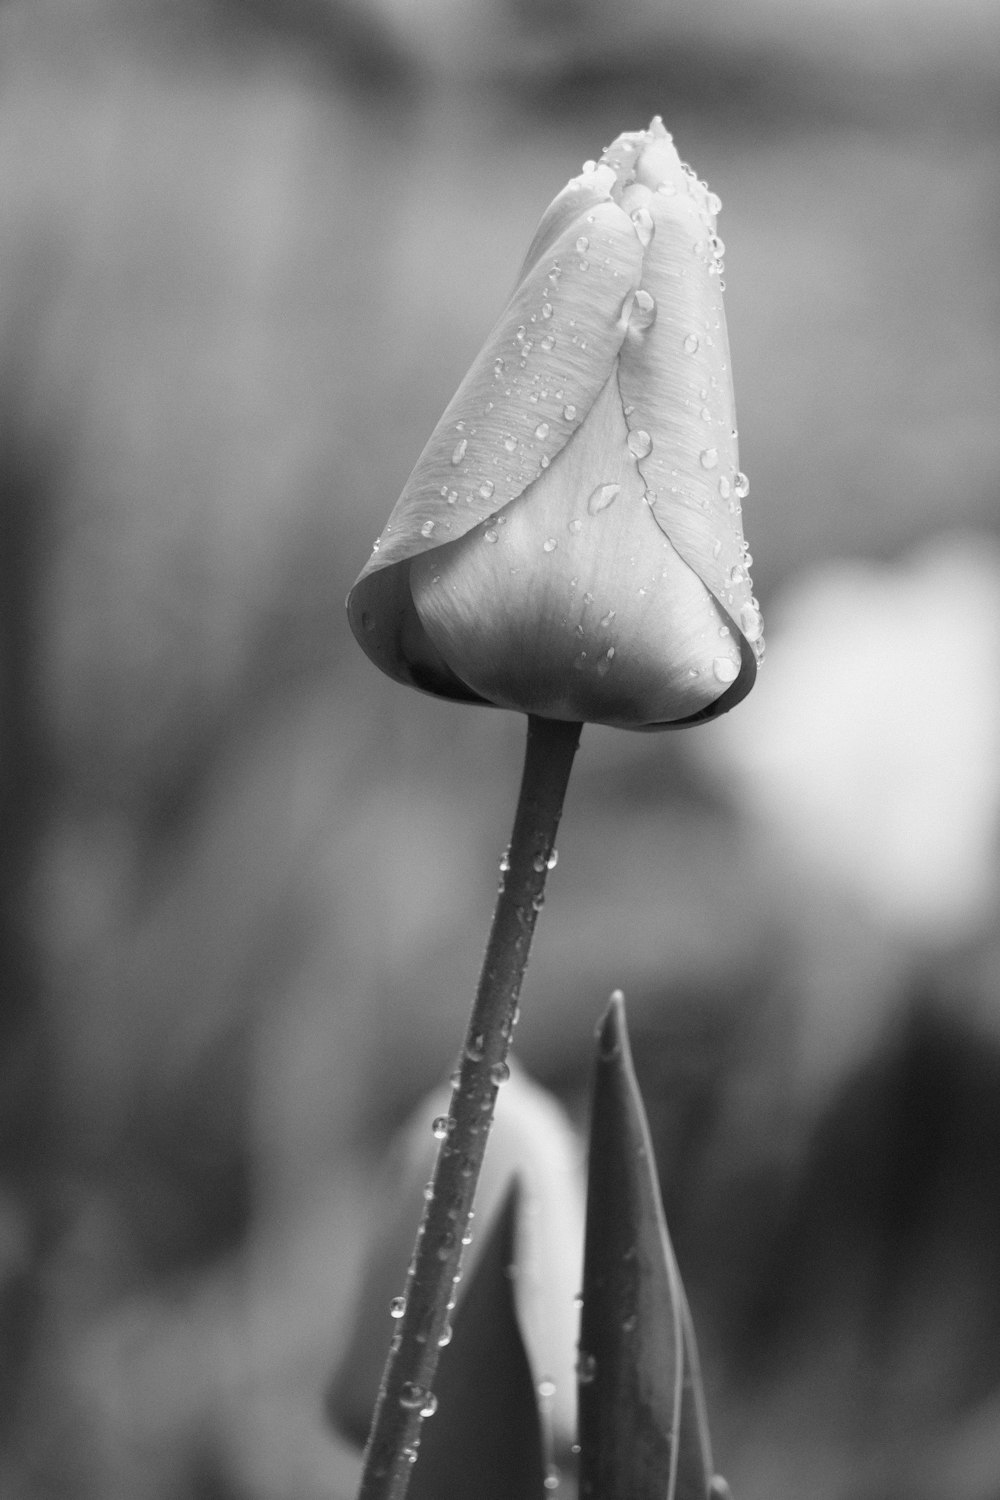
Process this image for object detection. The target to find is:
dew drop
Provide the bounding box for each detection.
[563,403,577,420]
[420,519,435,537]
[707,190,723,215]
[503,435,518,453]
[630,206,654,246]
[446,489,458,504]
[490,1060,510,1086]
[627,429,653,459]
[713,656,739,684]
[534,421,550,440]
[599,609,616,628]
[588,482,620,514]
[451,439,467,466]
[537,1377,557,1400]
[712,538,722,558]
[683,332,700,353]
[541,302,553,319]
[431,1115,453,1140]
[437,1324,453,1348]
[568,517,583,534]
[734,470,751,498]
[543,537,558,553]
[700,447,719,469]
[389,1295,406,1319]
[499,849,510,872]
[465,1033,485,1061]
[399,1382,427,1410]
[420,1393,438,1419]
[493,357,504,376]
[575,235,589,252]
[540,335,555,352]
[718,474,732,499]
[479,479,494,499]
[483,528,499,544]
[739,603,764,642]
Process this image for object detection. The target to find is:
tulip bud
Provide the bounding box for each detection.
[348,118,763,729]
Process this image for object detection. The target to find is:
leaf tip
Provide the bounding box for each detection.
[595,987,627,1062]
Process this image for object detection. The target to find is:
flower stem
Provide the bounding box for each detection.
[356,713,583,1500]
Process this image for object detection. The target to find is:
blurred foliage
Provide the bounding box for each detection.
[0,0,998,1496]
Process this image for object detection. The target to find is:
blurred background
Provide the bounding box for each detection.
[1,0,999,1495]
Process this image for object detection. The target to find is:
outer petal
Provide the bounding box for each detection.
[347,199,644,695]
[615,134,763,677]
[410,373,742,729]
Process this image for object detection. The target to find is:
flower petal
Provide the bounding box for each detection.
[348,198,644,693]
[410,373,744,728]
[615,133,759,659]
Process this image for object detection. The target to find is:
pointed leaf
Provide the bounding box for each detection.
[409,1181,548,1500]
[578,993,716,1500]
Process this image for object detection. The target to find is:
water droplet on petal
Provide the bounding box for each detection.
[483,527,499,544]
[588,482,620,514]
[534,422,550,440]
[628,429,653,459]
[683,332,700,353]
[537,1377,557,1400]
[568,517,583,534]
[700,448,719,469]
[718,474,732,499]
[490,1060,510,1085]
[389,1295,406,1319]
[465,1033,485,1061]
[575,235,589,252]
[420,1392,438,1419]
[540,335,555,352]
[543,537,558,553]
[431,1115,453,1140]
[478,479,495,500]
[734,470,751,498]
[563,403,577,421]
[399,1382,427,1410]
[740,603,764,642]
[630,206,654,246]
[599,609,616,628]
[713,656,739,684]
[503,435,518,453]
[420,519,435,537]
[712,538,722,558]
[541,302,553,319]
[451,439,467,465]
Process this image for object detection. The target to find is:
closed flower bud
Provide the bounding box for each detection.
[348,118,762,729]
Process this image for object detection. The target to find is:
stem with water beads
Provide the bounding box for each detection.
[356,713,583,1500]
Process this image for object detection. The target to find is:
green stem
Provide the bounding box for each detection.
[356,713,583,1500]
